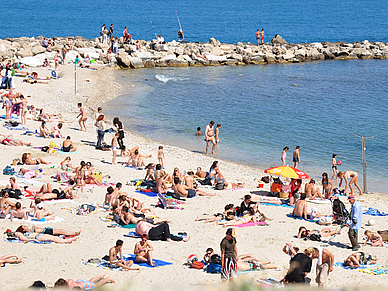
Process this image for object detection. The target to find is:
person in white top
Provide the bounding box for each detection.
[95,114,105,149]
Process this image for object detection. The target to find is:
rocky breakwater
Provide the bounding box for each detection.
[1,35,387,69]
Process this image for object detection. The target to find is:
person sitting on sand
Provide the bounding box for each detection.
[0,190,16,215]
[62,136,77,152]
[154,164,172,183]
[172,167,184,185]
[84,162,102,185]
[297,226,341,239]
[136,220,190,242]
[51,123,63,138]
[239,195,271,221]
[103,187,115,207]
[343,252,378,268]
[215,207,257,228]
[292,193,308,219]
[14,226,77,244]
[17,225,81,237]
[60,156,73,171]
[21,153,50,165]
[28,198,48,216]
[39,120,50,138]
[172,183,215,198]
[338,170,363,195]
[109,239,139,270]
[305,179,323,200]
[363,230,384,247]
[144,163,156,182]
[282,243,300,258]
[214,172,244,189]
[54,275,115,290]
[237,254,283,272]
[0,253,22,265]
[79,63,99,70]
[33,204,56,222]
[134,234,155,266]
[9,202,28,221]
[155,173,170,194]
[195,167,207,178]
[184,171,199,189]
[196,204,235,223]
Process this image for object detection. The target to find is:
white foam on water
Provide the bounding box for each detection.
[155,75,189,83]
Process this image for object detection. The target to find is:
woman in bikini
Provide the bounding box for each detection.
[17,225,81,237]
[129,149,150,168]
[74,161,86,192]
[215,170,244,189]
[14,225,77,244]
[172,167,184,185]
[237,254,283,272]
[21,153,50,165]
[363,230,384,247]
[338,170,363,195]
[51,123,63,138]
[35,183,75,200]
[1,94,13,120]
[332,154,338,181]
[297,226,341,239]
[281,146,289,166]
[344,252,378,268]
[77,102,88,132]
[0,190,16,215]
[154,164,172,184]
[195,204,235,223]
[321,172,334,199]
[215,207,256,228]
[83,162,102,185]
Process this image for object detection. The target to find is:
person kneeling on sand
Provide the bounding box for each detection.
[172,183,215,198]
[292,193,308,219]
[136,220,190,242]
[109,240,139,271]
[54,274,115,290]
[134,234,155,266]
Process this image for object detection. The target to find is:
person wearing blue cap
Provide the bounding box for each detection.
[220,228,238,281]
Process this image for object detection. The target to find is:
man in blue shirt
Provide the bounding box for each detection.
[346,195,362,251]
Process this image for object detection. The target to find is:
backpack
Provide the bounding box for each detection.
[198,177,212,186]
[214,182,225,190]
[205,263,222,273]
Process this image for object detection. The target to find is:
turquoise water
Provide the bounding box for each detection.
[1,0,388,44]
[105,59,388,193]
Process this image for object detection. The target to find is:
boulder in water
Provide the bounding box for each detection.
[209,37,221,46]
[271,35,288,45]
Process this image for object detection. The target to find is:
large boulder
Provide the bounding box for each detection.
[209,37,221,46]
[143,59,155,68]
[16,49,33,58]
[31,46,47,56]
[205,54,227,62]
[167,58,188,67]
[271,35,288,45]
[116,51,131,68]
[154,44,168,51]
[129,57,144,68]
[155,60,168,67]
[263,51,276,63]
[210,46,223,56]
[96,43,110,51]
[306,47,324,60]
[160,55,177,62]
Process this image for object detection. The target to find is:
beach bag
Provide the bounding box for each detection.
[41,146,49,152]
[210,254,222,265]
[261,176,270,183]
[378,230,388,242]
[214,182,225,190]
[206,263,222,273]
[190,261,204,269]
[198,177,212,186]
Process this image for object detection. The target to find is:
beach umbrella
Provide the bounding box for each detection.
[19,57,43,67]
[264,165,309,179]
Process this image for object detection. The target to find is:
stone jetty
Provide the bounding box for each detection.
[1,34,387,69]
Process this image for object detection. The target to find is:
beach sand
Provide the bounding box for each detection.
[1,64,388,290]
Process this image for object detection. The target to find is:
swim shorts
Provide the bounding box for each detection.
[187,189,196,198]
[293,157,300,162]
[42,227,53,235]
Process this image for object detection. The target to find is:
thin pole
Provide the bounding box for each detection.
[149,19,157,39]
[239,20,243,42]
[353,133,374,193]
[176,11,182,31]
[74,62,77,95]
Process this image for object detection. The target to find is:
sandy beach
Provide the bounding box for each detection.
[1,63,388,290]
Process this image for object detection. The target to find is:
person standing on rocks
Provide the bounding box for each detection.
[61,45,68,65]
[255,29,261,45]
[260,29,265,44]
[178,29,184,41]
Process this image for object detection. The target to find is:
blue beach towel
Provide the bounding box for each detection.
[261,202,294,208]
[135,190,158,197]
[334,262,379,270]
[3,124,28,131]
[5,238,51,244]
[286,214,318,222]
[363,207,388,216]
[0,115,18,120]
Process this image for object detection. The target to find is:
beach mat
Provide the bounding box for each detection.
[359,265,388,275]
[286,214,318,222]
[363,207,388,216]
[261,202,294,208]
[6,214,64,224]
[84,255,172,270]
[307,199,331,204]
[99,216,136,229]
[234,221,268,228]
[334,262,379,270]
[5,238,51,244]
[135,190,158,197]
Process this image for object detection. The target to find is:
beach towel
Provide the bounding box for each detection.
[99,216,137,229]
[307,199,332,204]
[3,124,28,131]
[286,214,318,222]
[0,115,18,120]
[6,214,64,224]
[135,190,158,197]
[261,202,294,208]
[5,238,52,244]
[257,278,284,288]
[363,207,388,216]
[334,262,379,270]
[123,231,141,238]
[234,221,268,228]
[359,265,388,275]
[83,255,172,270]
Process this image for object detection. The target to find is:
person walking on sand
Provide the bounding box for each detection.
[220,228,238,282]
[134,234,155,266]
[205,121,216,154]
[281,146,289,166]
[307,247,334,288]
[255,29,261,45]
[20,95,27,125]
[109,239,139,270]
[158,146,165,167]
[111,132,119,165]
[293,146,301,168]
[338,170,363,195]
[346,195,362,251]
[76,103,88,132]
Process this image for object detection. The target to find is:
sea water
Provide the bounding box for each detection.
[1,0,388,44]
[104,59,388,193]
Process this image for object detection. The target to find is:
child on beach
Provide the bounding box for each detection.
[293,146,301,168]
[112,132,119,165]
[60,157,73,171]
[158,146,165,167]
[281,146,289,166]
[363,230,384,247]
[215,123,221,143]
[39,121,50,138]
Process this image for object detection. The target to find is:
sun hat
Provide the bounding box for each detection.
[348,195,356,200]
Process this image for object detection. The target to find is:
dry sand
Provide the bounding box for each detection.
[0,64,388,290]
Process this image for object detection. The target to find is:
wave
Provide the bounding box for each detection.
[155,74,189,83]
